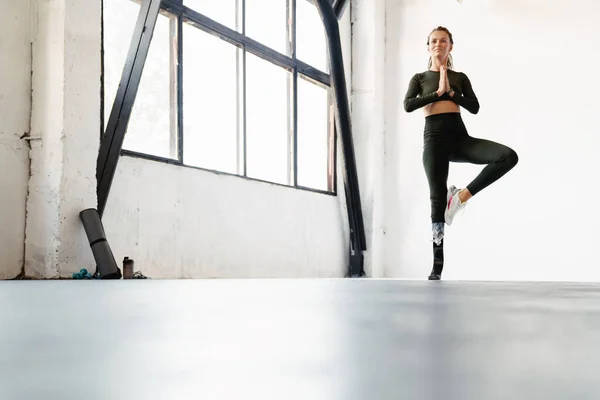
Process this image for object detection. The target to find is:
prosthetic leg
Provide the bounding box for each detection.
[429,222,444,280]
[428,239,444,280]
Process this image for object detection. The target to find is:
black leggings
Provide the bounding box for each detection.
[423,112,518,223]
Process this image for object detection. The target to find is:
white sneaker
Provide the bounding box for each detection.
[445,187,466,226]
[447,185,460,205]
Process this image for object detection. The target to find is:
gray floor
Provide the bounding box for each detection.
[1,279,600,399]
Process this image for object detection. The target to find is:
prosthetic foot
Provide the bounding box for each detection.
[428,239,444,280]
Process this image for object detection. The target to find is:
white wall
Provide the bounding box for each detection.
[0,1,32,278]
[103,156,349,278]
[382,0,599,281]
[100,5,353,278]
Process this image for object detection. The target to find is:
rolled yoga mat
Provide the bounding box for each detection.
[79,208,122,279]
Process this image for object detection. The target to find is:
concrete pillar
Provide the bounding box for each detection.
[0,1,32,279]
[25,0,100,278]
[350,0,386,277]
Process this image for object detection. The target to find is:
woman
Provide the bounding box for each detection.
[403,26,518,280]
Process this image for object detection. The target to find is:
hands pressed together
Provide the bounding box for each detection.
[436,66,455,97]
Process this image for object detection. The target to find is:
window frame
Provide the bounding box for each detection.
[101,0,337,196]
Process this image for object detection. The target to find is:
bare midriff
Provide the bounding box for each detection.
[423,99,460,117]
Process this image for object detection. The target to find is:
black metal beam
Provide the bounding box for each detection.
[97,0,162,216]
[291,0,298,187]
[176,16,184,162]
[332,0,350,20]
[160,0,330,87]
[314,0,367,277]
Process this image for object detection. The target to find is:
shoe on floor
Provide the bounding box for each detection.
[428,273,441,280]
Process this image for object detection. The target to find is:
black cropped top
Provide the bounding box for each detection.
[403,70,480,114]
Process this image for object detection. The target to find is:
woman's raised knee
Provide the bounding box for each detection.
[506,148,519,168]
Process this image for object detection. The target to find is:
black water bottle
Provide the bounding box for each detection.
[123,257,134,279]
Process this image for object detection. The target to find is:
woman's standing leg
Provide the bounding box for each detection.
[423,141,450,237]
[431,240,444,280]
[422,141,450,280]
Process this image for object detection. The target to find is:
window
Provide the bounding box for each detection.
[245,0,290,55]
[182,23,240,174]
[245,53,292,185]
[296,0,328,72]
[297,76,331,191]
[103,0,179,159]
[102,0,336,194]
[182,0,240,31]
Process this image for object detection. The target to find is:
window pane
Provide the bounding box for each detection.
[245,53,291,185]
[104,1,178,159]
[245,0,289,55]
[182,24,240,174]
[297,76,330,191]
[296,0,328,72]
[125,11,178,159]
[183,0,240,31]
[103,0,139,128]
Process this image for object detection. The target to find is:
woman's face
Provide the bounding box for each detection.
[428,31,453,59]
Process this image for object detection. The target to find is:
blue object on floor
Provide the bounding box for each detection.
[72,269,95,279]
